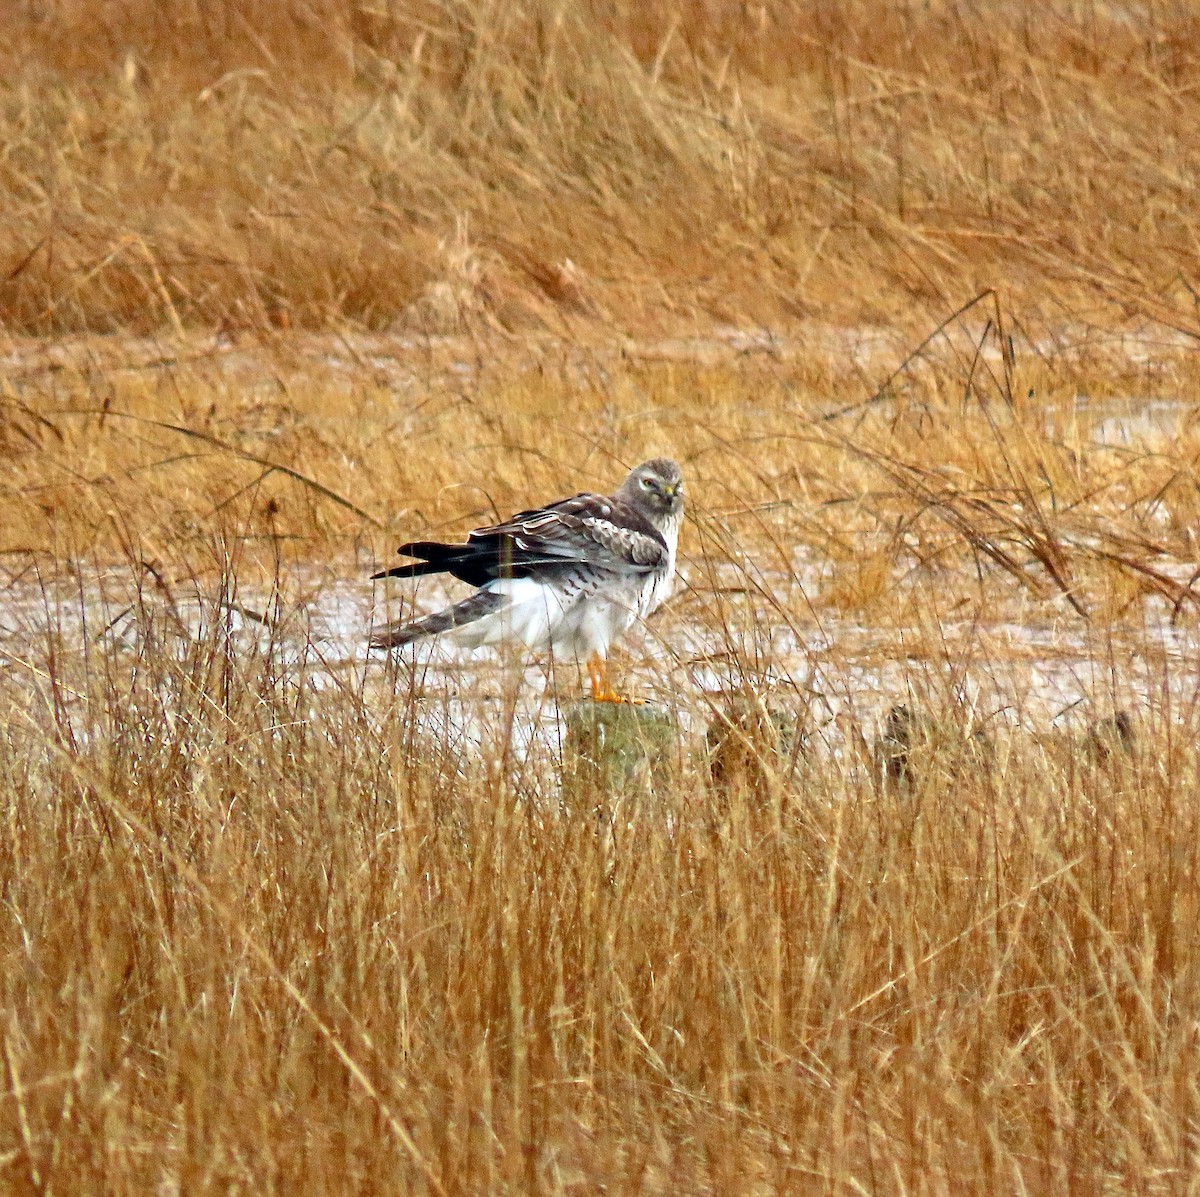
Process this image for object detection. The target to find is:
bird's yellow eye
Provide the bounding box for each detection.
[640,477,653,489]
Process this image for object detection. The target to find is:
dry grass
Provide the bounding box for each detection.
[6,2,1200,1193]
[5,319,1200,1191]
[5,525,1200,1194]
[2,1,1200,336]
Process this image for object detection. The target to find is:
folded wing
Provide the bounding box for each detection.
[372,492,668,585]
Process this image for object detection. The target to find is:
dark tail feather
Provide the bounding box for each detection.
[369,590,506,650]
[373,562,443,580]
[371,541,466,581]
[372,537,579,584]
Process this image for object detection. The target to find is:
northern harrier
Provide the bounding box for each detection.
[370,458,684,702]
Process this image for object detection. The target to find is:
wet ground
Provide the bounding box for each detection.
[3,543,1197,765]
[3,327,1199,760]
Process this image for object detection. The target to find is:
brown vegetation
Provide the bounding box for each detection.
[2,1,1200,336]
[4,543,1200,1193]
[4,2,1200,1193]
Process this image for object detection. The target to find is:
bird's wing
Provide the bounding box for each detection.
[474,492,668,574]
[373,493,667,585]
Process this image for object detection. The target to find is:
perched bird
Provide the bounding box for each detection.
[370,458,685,702]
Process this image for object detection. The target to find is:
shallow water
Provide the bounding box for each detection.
[1057,393,1195,447]
[4,323,1199,756]
[3,553,1197,764]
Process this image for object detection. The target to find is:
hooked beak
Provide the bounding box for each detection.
[662,481,681,500]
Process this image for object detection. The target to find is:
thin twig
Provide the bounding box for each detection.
[50,408,384,528]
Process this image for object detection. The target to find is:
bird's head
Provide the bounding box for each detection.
[618,458,685,521]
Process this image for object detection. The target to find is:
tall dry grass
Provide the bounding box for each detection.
[4,324,1200,1190]
[1,1,1200,336]
[6,2,1200,1192]
[3,530,1200,1193]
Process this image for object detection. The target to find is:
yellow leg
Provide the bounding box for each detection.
[586,653,643,704]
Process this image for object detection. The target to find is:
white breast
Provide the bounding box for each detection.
[638,512,681,617]
[443,512,681,662]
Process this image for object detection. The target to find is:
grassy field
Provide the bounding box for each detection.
[4,0,1200,338]
[5,2,1200,1193]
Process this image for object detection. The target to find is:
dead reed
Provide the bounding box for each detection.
[5,2,1200,1191]
[4,313,1200,1190]
[2,525,1199,1193]
[2,1,1200,337]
